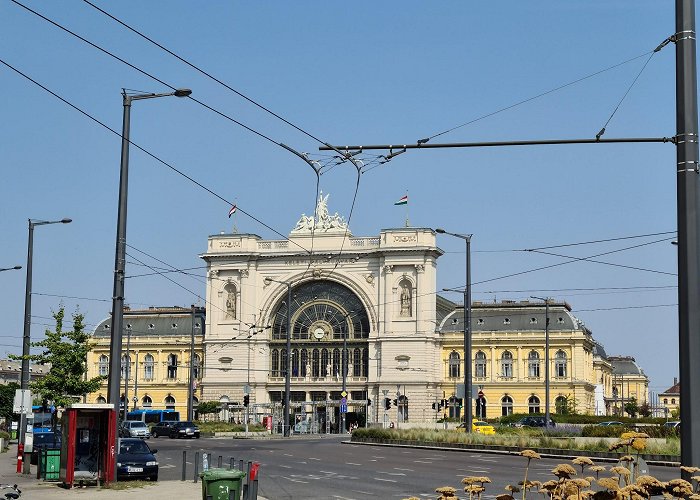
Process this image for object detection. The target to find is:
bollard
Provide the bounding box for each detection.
[181,450,187,481]
[244,461,253,500]
[203,452,209,471]
[239,459,244,473]
[251,479,259,500]
[229,457,235,469]
[16,443,24,473]
[194,451,200,483]
[242,483,249,500]
[207,452,212,471]
[217,455,222,468]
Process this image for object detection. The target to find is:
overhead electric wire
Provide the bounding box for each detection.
[0,57,309,253]
[521,231,677,252]
[574,303,677,312]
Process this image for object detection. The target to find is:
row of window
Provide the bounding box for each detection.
[442,394,570,418]
[472,316,566,326]
[96,394,192,410]
[270,347,369,378]
[103,322,201,331]
[98,354,201,380]
[448,350,568,378]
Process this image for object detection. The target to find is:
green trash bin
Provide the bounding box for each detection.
[39,448,61,481]
[199,468,246,500]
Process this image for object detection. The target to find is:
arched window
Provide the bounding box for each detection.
[98,355,109,376]
[501,351,513,378]
[528,351,540,378]
[398,395,409,421]
[300,349,308,377]
[362,347,369,377]
[121,354,131,380]
[96,396,106,404]
[528,395,540,414]
[164,395,176,410]
[143,354,154,381]
[332,348,341,377]
[475,351,487,378]
[353,348,361,377]
[448,351,460,378]
[554,350,567,378]
[501,395,513,416]
[142,395,152,408]
[193,354,201,379]
[312,349,320,377]
[321,349,329,376]
[167,354,178,379]
[291,349,300,377]
[555,395,568,414]
[448,396,461,420]
[271,349,279,377]
[671,398,676,404]
[612,387,619,398]
[663,398,668,404]
[280,348,288,377]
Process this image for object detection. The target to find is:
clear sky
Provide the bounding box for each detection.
[0,1,683,398]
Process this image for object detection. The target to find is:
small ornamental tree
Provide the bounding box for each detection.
[196,401,221,421]
[11,307,104,407]
[624,397,639,418]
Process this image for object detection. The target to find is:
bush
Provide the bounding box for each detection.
[0,430,9,440]
[580,424,677,438]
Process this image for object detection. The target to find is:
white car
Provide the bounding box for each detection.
[120,420,151,439]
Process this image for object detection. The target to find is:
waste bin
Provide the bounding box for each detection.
[200,469,246,500]
[39,448,61,481]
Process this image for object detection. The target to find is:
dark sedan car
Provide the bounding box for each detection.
[150,421,178,438]
[168,421,200,439]
[117,438,158,481]
[30,431,61,465]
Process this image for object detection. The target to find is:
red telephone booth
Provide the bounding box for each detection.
[59,404,117,487]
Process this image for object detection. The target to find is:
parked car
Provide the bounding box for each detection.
[456,420,496,435]
[598,421,624,426]
[168,421,200,439]
[30,431,61,465]
[150,421,178,438]
[117,438,158,481]
[515,416,555,428]
[664,421,681,432]
[119,421,150,439]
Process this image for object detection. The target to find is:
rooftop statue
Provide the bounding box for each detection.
[291,191,350,234]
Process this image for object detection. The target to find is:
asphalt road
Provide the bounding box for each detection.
[148,435,682,500]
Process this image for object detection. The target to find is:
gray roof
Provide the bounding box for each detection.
[438,300,585,333]
[608,355,645,376]
[93,307,205,338]
[592,342,608,360]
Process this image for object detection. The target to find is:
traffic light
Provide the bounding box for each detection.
[384,398,391,410]
[243,395,250,407]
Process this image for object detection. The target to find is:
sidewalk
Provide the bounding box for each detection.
[0,444,259,499]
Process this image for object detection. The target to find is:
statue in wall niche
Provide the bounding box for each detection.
[225,288,236,319]
[400,283,412,317]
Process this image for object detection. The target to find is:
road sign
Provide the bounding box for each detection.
[340,403,348,413]
[341,390,347,398]
[13,389,31,414]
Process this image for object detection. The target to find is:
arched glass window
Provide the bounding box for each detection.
[280,349,288,377]
[271,349,279,377]
[501,395,513,416]
[362,347,369,377]
[300,349,308,377]
[291,349,300,377]
[332,348,341,377]
[448,351,460,378]
[142,395,152,408]
[143,354,154,381]
[612,386,619,398]
[193,354,201,379]
[501,351,513,378]
[96,396,106,404]
[555,350,567,378]
[663,398,668,404]
[528,395,540,413]
[352,348,361,377]
[671,398,676,404]
[475,351,487,378]
[167,354,178,379]
[121,354,131,380]
[321,349,329,376]
[528,351,540,378]
[312,349,320,377]
[164,395,176,410]
[555,395,568,414]
[98,355,109,376]
[398,395,409,421]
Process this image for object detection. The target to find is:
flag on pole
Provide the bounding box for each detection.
[394,195,408,206]
[228,204,237,218]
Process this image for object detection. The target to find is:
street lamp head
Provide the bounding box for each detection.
[13,265,22,270]
[60,218,72,224]
[174,88,192,97]
[435,228,446,234]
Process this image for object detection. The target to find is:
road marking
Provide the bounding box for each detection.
[159,464,176,469]
[394,467,414,471]
[372,456,385,459]
[458,468,490,473]
[351,491,373,496]
[377,471,405,476]
[478,458,498,463]
[308,457,321,461]
[281,476,309,484]
[331,496,357,500]
[283,453,293,457]
[413,460,434,464]
[373,477,397,483]
[279,464,292,469]
[345,462,362,466]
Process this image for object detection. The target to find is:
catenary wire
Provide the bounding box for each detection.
[528,247,677,277]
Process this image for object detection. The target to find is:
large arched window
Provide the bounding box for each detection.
[167,354,178,379]
[291,349,300,377]
[96,396,106,404]
[500,351,513,378]
[501,395,513,416]
[332,349,341,377]
[271,349,280,377]
[475,351,487,378]
[121,354,132,380]
[321,348,329,376]
[555,350,567,378]
[528,395,540,414]
[193,354,201,379]
[164,395,176,410]
[300,349,308,377]
[352,348,361,377]
[555,395,568,414]
[528,351,540,378]
[448,351,460,378]
[142,395,152,408]
[143,354,154,381]
[98,355,109,376]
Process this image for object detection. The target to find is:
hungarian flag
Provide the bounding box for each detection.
[394,195,408,205]
[228,204,237,218]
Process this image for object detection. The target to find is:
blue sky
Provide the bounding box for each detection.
[0,1,682,398]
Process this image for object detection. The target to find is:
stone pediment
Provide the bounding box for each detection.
[291,191,351,235]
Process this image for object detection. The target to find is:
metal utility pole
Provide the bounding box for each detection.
[676,0,700,472]
[531,297,551,427]
[123,328,131,420]
[187,305,196,422]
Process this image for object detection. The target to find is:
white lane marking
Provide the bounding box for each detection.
[478,458,498,462]
[279,464,292,469]
[374,477,397,483]
[281,476,308,483]
[308,457,321,461]
[372,456,385,459]
[394,467,414,471]
[346,462,362,466]
[458,468,490,473]
[351,491,373,496]
[331,496,357,500]
[413,460,434,464]
[377,471,405,476]
[283,453,293,457]
[159,464,176,469]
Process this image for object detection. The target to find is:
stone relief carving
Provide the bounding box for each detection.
[399,282,412,317]
[414,264,425,273]
[290,191,350,234]
[383,265,394,274]
[224,283,236,319]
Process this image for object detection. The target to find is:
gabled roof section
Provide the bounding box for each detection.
[93,306,205,338]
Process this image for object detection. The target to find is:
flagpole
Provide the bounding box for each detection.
[404,191,409,227]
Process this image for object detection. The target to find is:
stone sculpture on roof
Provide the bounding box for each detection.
[291,191,350,234]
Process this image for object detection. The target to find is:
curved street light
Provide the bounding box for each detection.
[0,266,22,272]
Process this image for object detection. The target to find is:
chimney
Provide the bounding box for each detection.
[674,377,678,385]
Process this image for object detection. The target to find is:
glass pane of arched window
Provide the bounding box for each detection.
[165,395,175,410]
[144,354,154,381]
[142,395,152,408]
[353,348,361,377]
[449,352,460,378]
[332,349,340,377]
[271,349,279,377]
[291,349,300,377]
[300,349,308,377]
[501,396,513,416]
[501,351,513,378]
[475,351,486,378]
[528,350,540,378]
[362,348,369,377]
[555,350,567,378]
[312,349,320,377]
[167,354,178,379]
[121,354,131,380]
[555,396,567,414]
[321,349,329,376]
[528,396,540,413]
[193,354,201,379]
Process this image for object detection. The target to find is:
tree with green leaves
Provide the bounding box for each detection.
[196,401,221,422]
[11,306,104,407]
[624,397,639,417]
[0,382,19,422]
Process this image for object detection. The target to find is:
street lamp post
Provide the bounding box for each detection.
[436,228,472,433]
[341,311,355,434]
[264,277,293,437]
[187,305,196,423]
[531,296,551,427]
[19,217,71,473]
[107,88,191,480]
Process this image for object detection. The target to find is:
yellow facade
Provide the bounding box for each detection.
[87,307,205,419]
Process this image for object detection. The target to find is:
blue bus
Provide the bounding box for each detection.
[31,405,55,434]
[126,409,180,424]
